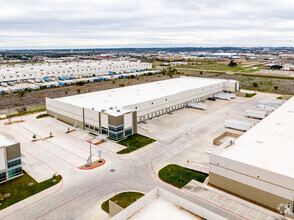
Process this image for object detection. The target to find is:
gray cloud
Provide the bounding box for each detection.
[0,0,293,49]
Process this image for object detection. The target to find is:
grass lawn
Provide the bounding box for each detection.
[117,134,156,154]
[101,192,144,213]
[5,105,46,119]
[158,164,208,188]
[178,63,261,73]
[36,113,50,119]
[0,171,61,210]
[245,93,257,98]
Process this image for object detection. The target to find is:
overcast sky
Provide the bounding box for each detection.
[1,0,294,49]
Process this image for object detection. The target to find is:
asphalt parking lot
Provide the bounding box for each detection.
[0,92,281,220]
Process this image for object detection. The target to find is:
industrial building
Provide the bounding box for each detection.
[46,76,239,140]
[209,97,294,212]
[0,132,22,183]
[0,60,152,83]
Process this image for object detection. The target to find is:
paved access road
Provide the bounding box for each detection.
[0,93,281,220]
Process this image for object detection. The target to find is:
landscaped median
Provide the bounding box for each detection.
[117,134,156,154]
[101,192,144,214]
[158,164,208,188]
[0,171,61,210]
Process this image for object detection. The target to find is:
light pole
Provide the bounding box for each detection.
[89,140,92,166]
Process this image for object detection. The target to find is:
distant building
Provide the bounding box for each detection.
[0,132,22,183]
[32,56,46,62]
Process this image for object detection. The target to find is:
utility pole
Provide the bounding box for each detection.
[89,140,92,166]
[8,106,11,125]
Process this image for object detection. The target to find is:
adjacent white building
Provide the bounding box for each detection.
[0,132,22,184]
[209,97,294,212]
[46,76,239,140]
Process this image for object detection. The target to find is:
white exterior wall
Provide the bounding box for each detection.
[46,98,83,123]
[210,154,294,201]
[0,148,6,171]
[84,108,99,126]
[223,81,238,91]
[124,113,133,129]
[101,113,109,128]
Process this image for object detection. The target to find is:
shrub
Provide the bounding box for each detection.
[112,79,116,84]
[119,83,125,87]
[252,82,258,87]
[228,60,237,67]
[18,90,26,97]
[75,81,86,86]
[274,86,278,90]
[76,88,81,94]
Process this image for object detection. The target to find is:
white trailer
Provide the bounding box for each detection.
[214,92,236,100]
[224,118,258,131]
[257,99,286,108]
[187,102,207,110]
[244,108,268,119]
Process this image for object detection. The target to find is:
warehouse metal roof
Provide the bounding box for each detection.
[218,96,294,178]
[53,76,233,115]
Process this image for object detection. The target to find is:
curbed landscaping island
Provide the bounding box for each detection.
[101,192,144,213]
[117,134,156,154]
[0,171,61,210]
[158,164,208,188]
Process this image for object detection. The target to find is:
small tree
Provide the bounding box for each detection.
[228,60,237,67]
[252,82,258,87]
[33,134,37,140]
[274,86,278,90]
[76,88,81,94]
[18,90,26,97]
[49,131,53,138]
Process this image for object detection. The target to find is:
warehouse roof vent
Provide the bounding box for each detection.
[109,107,113,110]
[116,109,120,112]
[101,109,106,112]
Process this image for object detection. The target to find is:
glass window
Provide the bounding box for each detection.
[125,128,132,136]
[109,131,124,141]
[102,127,108,135]
[85,124,89,128]
[109,125,123,132]
[90,126,94,130]
[8,159,21,168]
[8,167,22,179]
[0,172,6,182]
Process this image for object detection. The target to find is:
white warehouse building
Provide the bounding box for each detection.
[0,60,152,83]
[209,97,294,213]
[46,76,239,141]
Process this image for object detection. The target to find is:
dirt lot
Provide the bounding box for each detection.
[180,70,294,95]
[0,70,292,112]
[0,74,172,109]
